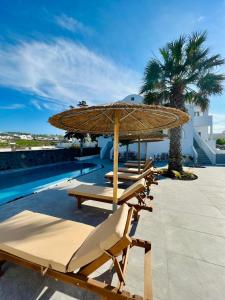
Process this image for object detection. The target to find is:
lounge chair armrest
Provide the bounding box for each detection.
[144,244,152,300]
[131,239,152,300]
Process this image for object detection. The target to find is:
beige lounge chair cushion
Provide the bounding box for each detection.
[120,178,145,201]
[105,168,152,181]
[126,160,145,163]
[69,184,124,202]
[118,160,151,174]
[118,167,143,174]
[0,211,94,273]
[124,162,145,167]
[69,179,145,203]
[67,204,129,271]
[0,205,130,273]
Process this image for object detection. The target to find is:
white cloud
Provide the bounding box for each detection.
[0,103,25,109]
[191,15,205,25]
[55,14,92,35]
[30,99,65,111]
[197,16,205,22]
[30,99,42,110]
[0,39,140,109]
[212,113,225,133]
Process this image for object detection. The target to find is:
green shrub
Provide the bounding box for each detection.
[216,138,225,145]
[171,170,182,179]
[158,168,197,180]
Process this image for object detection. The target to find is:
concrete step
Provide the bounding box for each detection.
[193,139,212,165]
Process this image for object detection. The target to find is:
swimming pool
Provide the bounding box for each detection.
[0,161,102,205]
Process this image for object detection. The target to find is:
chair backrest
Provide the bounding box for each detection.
[142,159,153,172]
[139,167,152,179]
[67,204,131,272]
[120,178,145,201]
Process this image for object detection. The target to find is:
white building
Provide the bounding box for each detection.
[19,134,33,140]
[98,94,225,165]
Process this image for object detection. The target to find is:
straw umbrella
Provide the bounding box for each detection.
[120,131,168,172]
[49,102,189,210]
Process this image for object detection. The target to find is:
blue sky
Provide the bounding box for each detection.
[0,0,225,134]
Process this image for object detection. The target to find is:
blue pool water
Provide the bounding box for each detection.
[0,162,102,205]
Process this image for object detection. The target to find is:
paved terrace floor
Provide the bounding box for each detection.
[0,159,225,300]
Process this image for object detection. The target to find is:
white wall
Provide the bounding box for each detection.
[122,94,143,103]
[118,142,147,159]
[195,126,209,142]
[97,136,112,148]
[146,140,169,158]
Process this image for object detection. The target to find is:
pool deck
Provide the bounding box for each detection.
[0,159,225,300]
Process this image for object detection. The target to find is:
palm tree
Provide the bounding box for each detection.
[64,132,86,156]
[77,100,88,107]
[140,32,224,173]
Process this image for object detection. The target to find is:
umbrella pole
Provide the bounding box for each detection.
[113,111,120,211]
[145,142,148,161]
[138,136,141,173]
[126,144,129,161]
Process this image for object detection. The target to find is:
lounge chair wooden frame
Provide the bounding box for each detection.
[0,207,152,300]
[105,170,158,201]
[106,171,158,189]
[124,161,146,167]
[69,184,152,216]
[119,159,152,174]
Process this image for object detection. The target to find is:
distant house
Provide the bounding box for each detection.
[19,135,33,140]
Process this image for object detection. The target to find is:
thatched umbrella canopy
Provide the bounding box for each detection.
[119,132,168,171]
[119,131,167,142]
[49,101,189,210]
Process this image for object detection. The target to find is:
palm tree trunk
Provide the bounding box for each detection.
[168,126,183,173]
[168,87,185,173]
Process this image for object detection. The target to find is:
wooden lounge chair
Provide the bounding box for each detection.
[0,205,152,300]
[126,160,146,163]
[124,161,146,167]
[118,159,152,174]
[69,178,152,214]
[105,168,157,185]
[105,168,158,197]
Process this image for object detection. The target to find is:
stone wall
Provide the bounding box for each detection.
[0,147,100,170]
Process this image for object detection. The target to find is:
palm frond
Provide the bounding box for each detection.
[143,90,170,105]
[201,54,225,69]
[169,36,185,64]
[192,94,210,111]
[184,91,209,111]
[159,47,170,62]
[140,59,163,94]
[141,31,225,110]
[186,31,207,53]
[144,59,162,79]
[197,73,225,95]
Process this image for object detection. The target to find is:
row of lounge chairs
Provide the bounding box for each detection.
[0,159,157,299]
[69,159,158,215]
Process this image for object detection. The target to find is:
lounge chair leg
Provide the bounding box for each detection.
[0,260,6,277]
[133,209,139,221]
[146,184,150,196]
[76,197,82,209]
